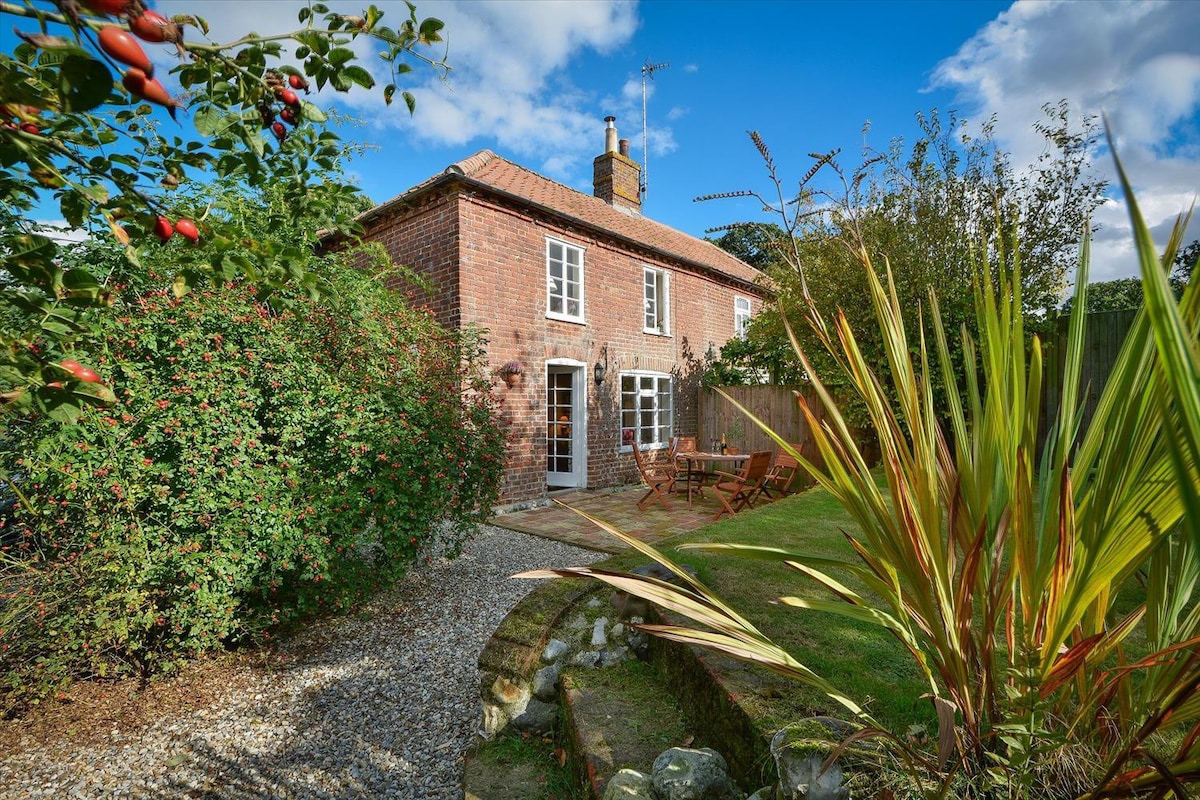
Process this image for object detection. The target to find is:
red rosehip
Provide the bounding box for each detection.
[280,108,298,126]
[20,123,40,135]
[153,215,174,241]
[129,10,182,44]
[280,89,300,107]
[174,218,200,242]
[80,0,132,16]
[98,26,154,78]
[271,121,287,143]
[75,367,101,384]
[122,68,185,119]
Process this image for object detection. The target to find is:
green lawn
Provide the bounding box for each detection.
[598,480,935,736]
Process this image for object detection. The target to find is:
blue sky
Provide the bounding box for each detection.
[44,1,1200,284]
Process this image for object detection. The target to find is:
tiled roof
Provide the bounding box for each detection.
[361,150,767,291]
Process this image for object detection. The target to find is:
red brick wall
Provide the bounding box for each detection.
[364,185,764,504]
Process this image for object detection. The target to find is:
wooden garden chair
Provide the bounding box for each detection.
[632,439,676,511]
[755,446,804,503]
[670,435,705,499]
[711,450,772,521]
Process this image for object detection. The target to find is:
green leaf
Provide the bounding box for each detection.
[57,55,113,113]
[328,47,356,67]
[59,191,88,229]
[300,101,326,123]
[340,66,375,90]
[294,45,311,59]
[383,84,395,106]
[402,91,416,115]
[418,17,444,43]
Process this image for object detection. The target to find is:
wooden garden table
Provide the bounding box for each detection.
[675,451,750,503]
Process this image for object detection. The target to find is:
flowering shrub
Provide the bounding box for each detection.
[0,266,503,709]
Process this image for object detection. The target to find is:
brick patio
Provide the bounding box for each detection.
[488,484,727,553]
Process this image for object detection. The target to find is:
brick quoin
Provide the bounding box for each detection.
[345,130,768,506]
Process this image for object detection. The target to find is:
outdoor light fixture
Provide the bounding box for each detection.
[594,345,608,384]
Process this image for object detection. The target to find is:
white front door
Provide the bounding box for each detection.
[546,364,585,488]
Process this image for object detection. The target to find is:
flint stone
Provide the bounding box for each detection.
[510,698,557,735]
[592,616,609,647]
[572,650,600,668]
[568,613,590,630]
[771,719,856,800]
[542,638,570,662]
[599,645,631,667]
[652,747,740,800]
[612,622,626,639]
[533,664,560,701]
[588,596,603,608]
[602,768,655,800]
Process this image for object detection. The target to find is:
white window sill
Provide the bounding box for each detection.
[547,312,586,325]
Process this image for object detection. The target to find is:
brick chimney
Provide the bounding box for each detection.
[593,116,641,214]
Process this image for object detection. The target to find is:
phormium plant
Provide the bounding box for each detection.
[524,146,1199,797]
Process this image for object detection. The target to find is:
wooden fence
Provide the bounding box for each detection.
[1038,308,1138,448]
[697,385,812,456]
[702,307,1137,471]
[695,385,886,484]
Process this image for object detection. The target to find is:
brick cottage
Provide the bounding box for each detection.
[343,117,768,505]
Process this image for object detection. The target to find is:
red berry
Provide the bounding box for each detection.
[46,381,64,389]
[288,74,309,92]
[80,0,131,16]
[20,123,40,135]
[153,215,174,241]
[98,27,154,79]
[175,218,200,242]
[271,121,287,142]
[129,10,181,44]
[75,367,101,384]
[59,359,83,375]
[122,68,185,119]
[281,89,300,107]
[280,108,298,126]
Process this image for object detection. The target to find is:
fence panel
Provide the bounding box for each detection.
[1038,308,1138,448]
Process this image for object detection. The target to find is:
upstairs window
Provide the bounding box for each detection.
[734,295,752,338]
[620,372,673,451]
[643,266,670,335]
[547,238,584,322]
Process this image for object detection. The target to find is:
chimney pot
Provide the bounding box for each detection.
[594,116,641,214]
[604,116,618,154]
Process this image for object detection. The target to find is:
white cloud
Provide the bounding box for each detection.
[930,0,1200,281]
[157,0,640,180]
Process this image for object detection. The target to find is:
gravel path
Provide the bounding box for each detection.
[0,525,601,799]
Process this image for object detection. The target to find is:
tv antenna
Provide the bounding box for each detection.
[640,59,669,200]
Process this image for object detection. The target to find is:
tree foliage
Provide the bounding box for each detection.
[0,181,505,708]
[707,104,1107,426]
[1,0,447,420]
[1058,238,1196,314]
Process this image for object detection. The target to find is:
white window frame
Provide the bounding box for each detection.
[546,237,585,324]
[619,371,673,452]
[643,266,671,335]
[734,295,752,338]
